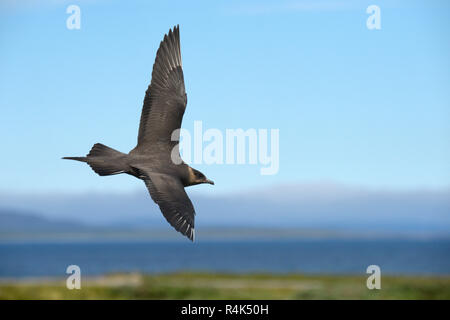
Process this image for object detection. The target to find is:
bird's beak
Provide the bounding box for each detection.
[205,179,214,185]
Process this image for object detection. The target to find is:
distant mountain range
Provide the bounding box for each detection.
[0,182,449,239]
[0,209,89,233]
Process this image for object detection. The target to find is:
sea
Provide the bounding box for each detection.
[0,239,449,278]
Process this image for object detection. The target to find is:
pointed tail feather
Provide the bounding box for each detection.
[62,156,87,162]
[63,143,128,176]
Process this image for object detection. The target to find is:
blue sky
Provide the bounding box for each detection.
[0,0,449,194]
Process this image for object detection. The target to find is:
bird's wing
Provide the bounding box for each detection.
[137,169,196,241]
[136,25,187,152]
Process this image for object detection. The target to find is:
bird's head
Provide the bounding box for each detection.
[189,168,214,186]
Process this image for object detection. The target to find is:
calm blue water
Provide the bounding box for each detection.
[0,239,449,277]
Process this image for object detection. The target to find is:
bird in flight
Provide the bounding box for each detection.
[63,25,214,241]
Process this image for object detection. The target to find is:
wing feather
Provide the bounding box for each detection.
[136,25,186,152]
[138,169,196,241]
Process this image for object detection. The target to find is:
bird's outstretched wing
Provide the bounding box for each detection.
[137,169,196,241]
[136,25,187,152]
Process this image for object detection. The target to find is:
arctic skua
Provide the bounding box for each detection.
[63,25,213,241]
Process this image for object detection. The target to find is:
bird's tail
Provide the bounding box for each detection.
[62,156,87,162]
[63,143,128,176]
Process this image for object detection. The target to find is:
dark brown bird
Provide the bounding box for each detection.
[63,25,213,241]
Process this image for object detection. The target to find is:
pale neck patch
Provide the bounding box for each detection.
[187,166,196,184]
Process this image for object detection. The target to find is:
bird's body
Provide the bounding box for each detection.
[63,26,213,241]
